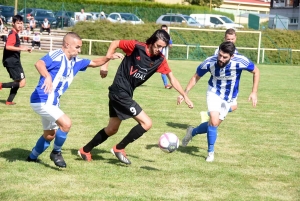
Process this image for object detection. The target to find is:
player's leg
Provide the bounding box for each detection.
[161,73,172,89]
[78,116,122,162]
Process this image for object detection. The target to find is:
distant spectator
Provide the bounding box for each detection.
[0,17,3,32]
[100,11,106,20]
[40,18,51,35]
[77,9,86,21]
[31,33,41,50]
[22,26,31,43]
[1,26,8,44]
[29,17,36,32]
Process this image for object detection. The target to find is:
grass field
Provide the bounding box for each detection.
[0,51,299,201]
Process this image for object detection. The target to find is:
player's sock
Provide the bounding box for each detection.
[228,107,232,112]
[161,74,168,86]
[83,128,109,153]
[192,122,208,136]
[6,82,19,102]
[1,82,15,88]
[207,125,218,152]
[29,135,50,159]
[116,124,146,150]
[53,129,68,152]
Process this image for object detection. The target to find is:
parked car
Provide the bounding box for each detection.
[0,5,14,24]
[190,14,244,29]
[156,13,203,28]
[32,9,57,28]
[107,12,144,24]
[72,12,93,25]
[55,11,74,27]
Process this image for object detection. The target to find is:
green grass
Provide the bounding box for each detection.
[0,51,299,200]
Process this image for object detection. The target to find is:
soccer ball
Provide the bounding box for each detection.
[158,132,179,153]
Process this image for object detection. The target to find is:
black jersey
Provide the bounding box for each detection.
[109,40,171,97]
[2,30,21,67]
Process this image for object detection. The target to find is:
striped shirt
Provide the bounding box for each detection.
[196,54,255,101]
[30,49,91,105]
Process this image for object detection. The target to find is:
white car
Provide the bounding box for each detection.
[107,12,144,25]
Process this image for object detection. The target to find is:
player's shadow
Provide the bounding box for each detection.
[166,122,189,129]
[0,148,61,170]
[177,146,206,158]
[0,99,7,104]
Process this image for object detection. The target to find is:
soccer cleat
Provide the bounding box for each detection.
[182,126,194,147]
[200,111,210,123]
[78,147,92,162]
[165,84,172,89]
[110,145,131,164]
[26,156,40,163]
[6,101,16,105]
[206,152,215,162]
[0,82,2,90]
[50,151,67,168]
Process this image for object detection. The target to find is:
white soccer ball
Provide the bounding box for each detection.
[158,132,179,153]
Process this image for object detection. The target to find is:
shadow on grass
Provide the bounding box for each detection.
[0,148,63,170]
[0,99,7,104]
[166,122,189,129]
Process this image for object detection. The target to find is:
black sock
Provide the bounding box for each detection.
[116,124,147,150]
[7,83,19,102]
[83,128,109,153]
[2,82,15,88]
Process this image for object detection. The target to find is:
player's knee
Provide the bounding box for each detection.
[18,79,26,88]
[141,119,152,131]
[60,120,72,132]
[105,127,118,135]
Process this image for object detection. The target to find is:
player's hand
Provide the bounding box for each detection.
[248,92,258,107]
[100,66,108,78]
[27,47,32,53]
[184,96,194,109]
[111,52,124,60]
[177,95,184,105]
[41,76,53,94]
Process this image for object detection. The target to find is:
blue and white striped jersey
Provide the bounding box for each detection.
[196,54,255,101]
[30,49,91,105]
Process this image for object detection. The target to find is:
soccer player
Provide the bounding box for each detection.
[160,24,172,89]
[26,32,123,168]
[78,29,194,164]
[200,28,239,122]
[179,41,260,162]
[0,15,32,105]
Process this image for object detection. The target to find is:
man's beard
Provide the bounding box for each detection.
[217,59,230,68]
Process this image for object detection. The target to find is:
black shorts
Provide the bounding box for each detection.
[5,65,25,80]
[109,92,142,120]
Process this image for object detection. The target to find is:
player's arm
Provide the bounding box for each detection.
[5,44,32,52]
[167,72,193,109]
[35,60,53,93]
[248,65,260,107]
[177,73,201,104]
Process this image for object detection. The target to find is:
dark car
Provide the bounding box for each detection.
[55,10,74,28]
[0,5,14,23]
[32,9,57,28]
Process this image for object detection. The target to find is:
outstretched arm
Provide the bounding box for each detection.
[177,73,201,104]
[167,72,193,109]
[248,65,260,107]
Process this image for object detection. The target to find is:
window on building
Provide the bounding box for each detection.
[289,18,298,24]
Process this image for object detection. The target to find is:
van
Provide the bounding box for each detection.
[190,14,244,29]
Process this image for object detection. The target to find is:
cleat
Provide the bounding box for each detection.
[50,151,66,168]
[6,101,16,105]
[0,82,2,90]
[164,84,172,89]
[182,126,194,147]
[200,111,210,123]
[110,145,131,164]
[206,152,215,162]
[26,156,40,163]
[78,147,92,162]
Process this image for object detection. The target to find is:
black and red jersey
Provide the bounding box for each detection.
[2,29,21,67]
[109,40,171,97]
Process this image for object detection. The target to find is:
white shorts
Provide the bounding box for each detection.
[30,103,64,130]
[206,91,232,121]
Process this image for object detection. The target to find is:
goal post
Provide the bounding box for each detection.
[167,27,262,64]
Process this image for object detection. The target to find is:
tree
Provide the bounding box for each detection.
[184,0,223,7]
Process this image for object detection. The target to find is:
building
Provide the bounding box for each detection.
[270,0,300,30]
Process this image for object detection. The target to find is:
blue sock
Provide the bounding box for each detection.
[161,74,168,86]
[207,125,218,152]
[192,122,208,136]
[53,129,68,152]
[29,135,50,159]
[228,107,232,112]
